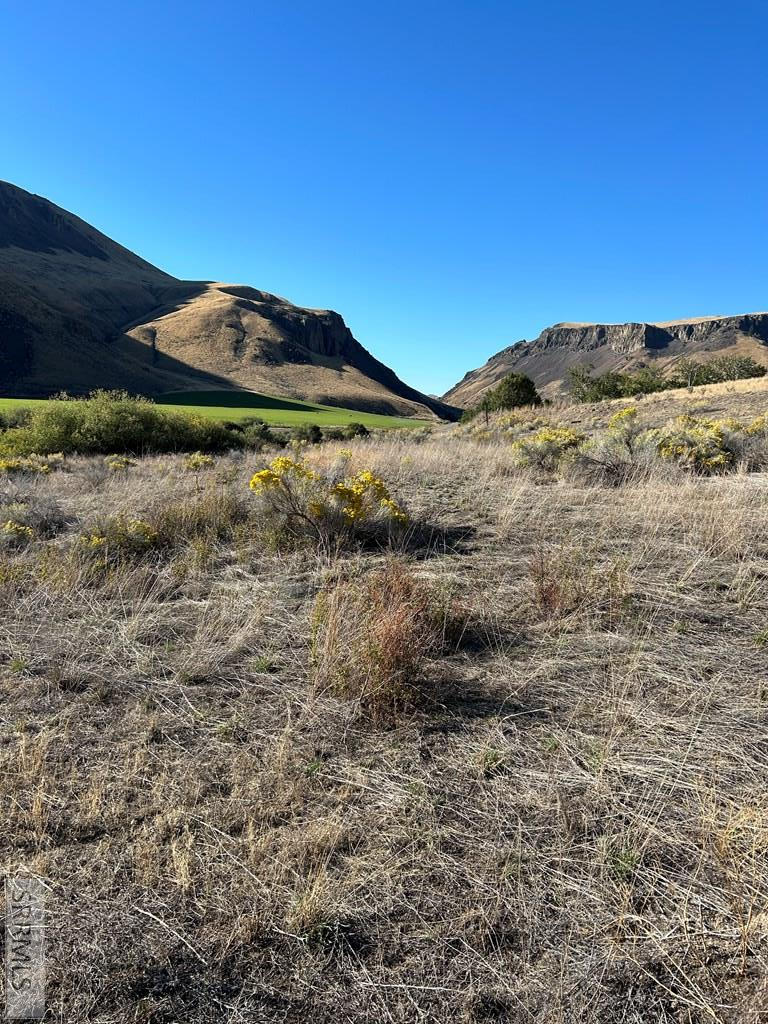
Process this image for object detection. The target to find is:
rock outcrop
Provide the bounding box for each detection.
[445,314,768,406]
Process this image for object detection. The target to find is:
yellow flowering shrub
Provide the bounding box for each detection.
[105,455,136,471]
[0,453,64,475]
[746,413,768,437]
[607,406,638,429]
[714,417,744,432]
[513,426,585,472]
[1,520,35,545]
[656,415,732,473]
[331,470,408,523]
[568,407,660,484]
[184,452,215,472]
[249,456,408,550]
[603,406,643,450]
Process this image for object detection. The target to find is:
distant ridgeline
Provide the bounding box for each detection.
[444,313,768,407]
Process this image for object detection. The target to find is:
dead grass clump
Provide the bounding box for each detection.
[150,487,250,545]
[311,561,465,724]
[528,545,630,622]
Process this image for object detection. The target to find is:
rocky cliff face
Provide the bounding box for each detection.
[533,316,768,355]
[445,314,768,406]
[0,181,457,420]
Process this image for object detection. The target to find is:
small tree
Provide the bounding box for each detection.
[480,394,493,426]
[568,364,601,402]
[709,355,767,382]
[487,373,542,411]
[669,358,709,392]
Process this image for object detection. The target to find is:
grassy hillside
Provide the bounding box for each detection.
[460,375,768,440]
[0,183,453,421]
[0,391,431,429]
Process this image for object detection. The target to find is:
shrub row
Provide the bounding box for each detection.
[0,392,372,457]
[510,408,768,481]
[568,355,766,403]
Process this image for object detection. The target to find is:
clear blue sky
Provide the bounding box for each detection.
[2,1,766,394]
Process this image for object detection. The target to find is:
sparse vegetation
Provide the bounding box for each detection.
[463,400,768,481]
[2,398,768,1021]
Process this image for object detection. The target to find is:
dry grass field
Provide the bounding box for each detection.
[2,420,768,1021]
[548,375,768,433]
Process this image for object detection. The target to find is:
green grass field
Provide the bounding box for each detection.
[0,391,431,429]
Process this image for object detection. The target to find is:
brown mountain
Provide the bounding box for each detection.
[0,181,457,419]
[445,314,768,406]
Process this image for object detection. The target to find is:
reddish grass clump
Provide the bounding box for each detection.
[311,561,463,724]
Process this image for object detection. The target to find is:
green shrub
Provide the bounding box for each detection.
[343,422,370,439]
[567,366,635,402]
[0,407,33,431]
[239,419,277,449]
[291,423,323,445]
[0,391,243,457]
[462,373,541,423]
